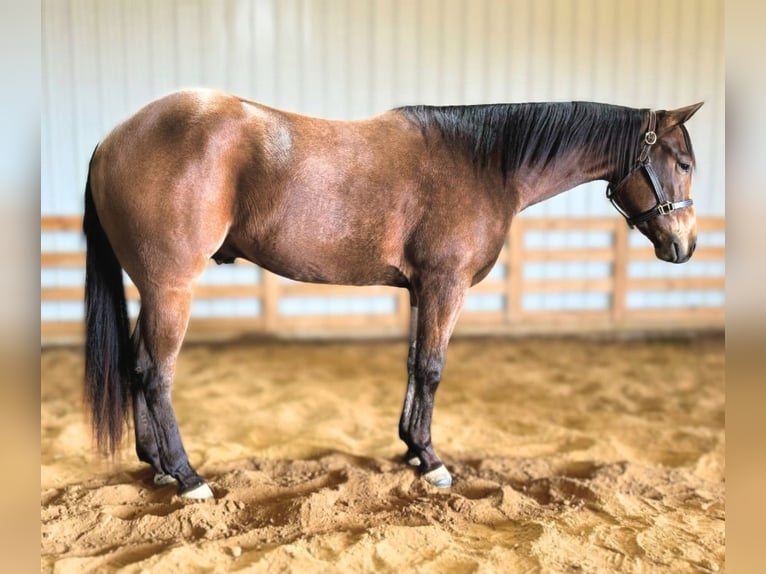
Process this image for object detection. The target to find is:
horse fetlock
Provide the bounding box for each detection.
[408,441,430,462]
[400,437,422,466]
[405,452,422,467]
[153,472,177,486]
[135,445,158,466]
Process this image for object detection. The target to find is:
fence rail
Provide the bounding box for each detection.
[41,215,725,343]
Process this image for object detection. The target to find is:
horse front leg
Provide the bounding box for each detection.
[400,277,466,488]
[399,302,421,467]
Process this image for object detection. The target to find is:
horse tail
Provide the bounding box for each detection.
[83,147,133,456]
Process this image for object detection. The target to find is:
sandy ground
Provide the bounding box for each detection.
[41,335,724,573]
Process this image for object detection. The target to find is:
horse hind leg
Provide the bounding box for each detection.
[133,387,177,486]
[131,286,213,499]
[130,315,179,486]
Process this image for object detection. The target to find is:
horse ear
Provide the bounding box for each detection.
[657,102,704,133]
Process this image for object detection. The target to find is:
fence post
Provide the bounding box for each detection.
[507,220,524,324]
[261,270,280,334]
[397,289,411,334]
[612,221,629,325]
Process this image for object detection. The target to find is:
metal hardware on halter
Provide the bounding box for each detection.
[607,110,693,228]
[657,201,673,215]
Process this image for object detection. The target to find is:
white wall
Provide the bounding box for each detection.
[42,0,724,215]
[41,0,725,322]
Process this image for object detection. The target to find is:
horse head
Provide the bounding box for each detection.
[607,103,703,263]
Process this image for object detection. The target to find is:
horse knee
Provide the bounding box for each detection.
[415,355,443,391]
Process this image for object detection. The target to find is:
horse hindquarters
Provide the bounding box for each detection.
[84,158,214,499]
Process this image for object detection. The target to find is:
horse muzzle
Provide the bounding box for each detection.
[655,236,697,264]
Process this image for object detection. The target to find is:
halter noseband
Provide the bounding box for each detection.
[606,110,693,228]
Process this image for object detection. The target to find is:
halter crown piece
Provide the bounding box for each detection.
[606,110,693,228]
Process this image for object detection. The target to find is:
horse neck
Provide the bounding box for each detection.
[395,101,644,213]
[486,102,645,212]
[510,145,617,211]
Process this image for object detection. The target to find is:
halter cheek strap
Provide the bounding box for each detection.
[606,110,693,228]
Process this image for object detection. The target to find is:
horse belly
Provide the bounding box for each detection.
[219,229,409,288]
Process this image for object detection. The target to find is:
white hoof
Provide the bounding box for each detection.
[181,482,214,500]
[423,465,452,488]
[407,455,421,467]
[153,473,177,486]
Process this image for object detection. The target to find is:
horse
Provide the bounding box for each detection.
[83,88,702,499]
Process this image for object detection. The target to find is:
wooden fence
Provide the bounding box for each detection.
[41,215,724,344]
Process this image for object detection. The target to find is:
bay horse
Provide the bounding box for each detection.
[83,89,702,498]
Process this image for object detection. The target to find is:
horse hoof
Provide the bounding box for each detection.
[153,473,177,486]
[180,482,214,500]
[423,465,452,488]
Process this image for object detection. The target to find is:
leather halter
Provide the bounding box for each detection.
[606,110,693,228]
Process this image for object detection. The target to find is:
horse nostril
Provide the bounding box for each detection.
[671,241,680,262]
[689,239,697,258]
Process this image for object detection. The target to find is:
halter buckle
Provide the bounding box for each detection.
[657,201,674,215]
[644,131,657,146]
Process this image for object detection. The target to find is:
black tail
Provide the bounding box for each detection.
[83,148,133,455]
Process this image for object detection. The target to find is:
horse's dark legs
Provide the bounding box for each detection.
[399,304,421,466]
[131,289,212,499]
[131,387,175,483]
[131,316,158,468]
[129,316,176,486]
[399,279,466,487]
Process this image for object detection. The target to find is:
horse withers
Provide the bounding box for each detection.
[83,89,702,498]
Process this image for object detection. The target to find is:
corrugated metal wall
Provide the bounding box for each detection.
[41,0,724,326]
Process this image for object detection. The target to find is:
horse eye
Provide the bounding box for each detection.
[677,161,691,173]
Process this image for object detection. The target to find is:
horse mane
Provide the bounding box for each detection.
[395,101,647,182]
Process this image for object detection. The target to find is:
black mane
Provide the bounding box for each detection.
[395,102,646,182]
